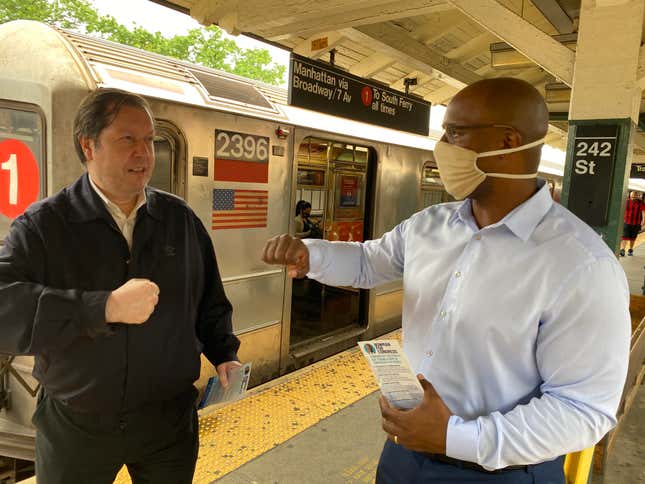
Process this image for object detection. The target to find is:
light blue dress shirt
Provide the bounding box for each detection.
[303,180,630,470]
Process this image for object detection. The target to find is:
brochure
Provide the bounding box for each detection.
[358,340,424,410]
[198,362,252,409]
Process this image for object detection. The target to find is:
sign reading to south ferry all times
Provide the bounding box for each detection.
[288,54,431,136]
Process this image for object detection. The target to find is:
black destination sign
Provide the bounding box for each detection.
[630,163,645,179]
[288,54,431,136]
[568,124,619,226]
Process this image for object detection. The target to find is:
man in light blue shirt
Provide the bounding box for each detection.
[262,78,630,483]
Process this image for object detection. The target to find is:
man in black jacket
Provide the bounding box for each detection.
[0,88,240,483]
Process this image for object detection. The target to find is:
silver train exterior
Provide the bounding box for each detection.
[0,21,447,460]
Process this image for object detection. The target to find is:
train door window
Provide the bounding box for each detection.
[151,136,173,193]
[0,102,46,240]
[290,136,376,351]
[152,120,186,198]
[420,160,451,208]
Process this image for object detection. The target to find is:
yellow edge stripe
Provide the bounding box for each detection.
[115,330,401,483]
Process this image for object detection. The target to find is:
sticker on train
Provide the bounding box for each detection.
[0,139,40,219]
[214,130,269,183]
[212,188,268,230]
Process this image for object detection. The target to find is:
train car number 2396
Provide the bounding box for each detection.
[215,130,269,163]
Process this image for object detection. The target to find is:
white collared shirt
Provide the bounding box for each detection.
[88,176,146,250]
[303,180,630,470]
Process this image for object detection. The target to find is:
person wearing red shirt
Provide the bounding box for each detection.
[620,191,645,256]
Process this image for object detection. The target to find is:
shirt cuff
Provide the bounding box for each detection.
[446,415,479,464]
[302,239,324,274]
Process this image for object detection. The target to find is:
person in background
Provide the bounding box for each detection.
[619,190,645,256]
[0,88,241,483]
[295,200,313,238]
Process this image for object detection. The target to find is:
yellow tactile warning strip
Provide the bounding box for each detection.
[342,456,380,483]
[114,330,401,483]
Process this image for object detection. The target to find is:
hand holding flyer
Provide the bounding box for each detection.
[358,340,424,410]
[198,362,252,409]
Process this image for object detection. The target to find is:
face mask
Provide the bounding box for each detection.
[433,138,545,200]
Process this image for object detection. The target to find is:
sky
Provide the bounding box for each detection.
[87,0,291,82]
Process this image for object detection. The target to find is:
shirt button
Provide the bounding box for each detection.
[455,271,461,278]
[440,310,447,318]
[426,350,433,357]
[475,235,481,240]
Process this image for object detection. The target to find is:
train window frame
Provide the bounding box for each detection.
[0,100,47,241]
[153,119,187,199]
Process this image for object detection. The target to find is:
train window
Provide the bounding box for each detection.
[420,160,451,208]
[309,139,329,163]
[421,161,442,186]
[355,146,369,164]
[151,136,174,193]
[0,102,46,239]
[297,167,325,187]
[330,142,354,162]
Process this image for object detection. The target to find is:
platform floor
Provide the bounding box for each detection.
[618,232,645,294]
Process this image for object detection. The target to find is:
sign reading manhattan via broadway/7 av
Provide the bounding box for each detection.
[288,54,431,136]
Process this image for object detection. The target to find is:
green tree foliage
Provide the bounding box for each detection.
[0,0,286,85]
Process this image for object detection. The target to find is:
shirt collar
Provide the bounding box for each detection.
[88,175,147,220]
[449,179,553,242]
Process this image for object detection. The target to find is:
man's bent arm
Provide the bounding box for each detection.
[303,218,409,288]
[0,216,112,356]
[446,257,631,470]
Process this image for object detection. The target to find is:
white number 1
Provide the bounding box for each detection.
[1,154,18,205]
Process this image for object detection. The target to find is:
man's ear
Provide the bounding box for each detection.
[503,128,522,149]
[79,136,95,162]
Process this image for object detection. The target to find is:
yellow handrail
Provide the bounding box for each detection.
[563,446,595,484]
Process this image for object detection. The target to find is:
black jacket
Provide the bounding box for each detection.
[0,174,239,413]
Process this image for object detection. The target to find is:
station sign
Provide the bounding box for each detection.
[288,54,431,136]
[567,124,619,226]
[630,163,645,179]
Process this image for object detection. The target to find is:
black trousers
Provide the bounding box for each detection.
[33,388,199,484]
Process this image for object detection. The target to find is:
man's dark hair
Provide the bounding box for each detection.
[73,88,153,163]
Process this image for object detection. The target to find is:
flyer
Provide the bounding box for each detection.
[358,340,424,410]
[198,362,252,409]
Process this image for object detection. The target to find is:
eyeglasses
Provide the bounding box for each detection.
[442,124,516,142]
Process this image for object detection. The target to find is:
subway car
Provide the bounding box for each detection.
[0,20,450,461]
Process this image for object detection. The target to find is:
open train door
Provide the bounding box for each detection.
[288,137,375,366]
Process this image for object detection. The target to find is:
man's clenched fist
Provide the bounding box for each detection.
[105,278,160,324]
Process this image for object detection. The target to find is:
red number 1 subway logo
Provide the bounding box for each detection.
[212,189,268,230]
[0,139,40,219]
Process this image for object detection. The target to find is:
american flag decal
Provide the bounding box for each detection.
[212,189,268,230]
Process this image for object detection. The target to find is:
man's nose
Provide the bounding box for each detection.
[133,139,152,156]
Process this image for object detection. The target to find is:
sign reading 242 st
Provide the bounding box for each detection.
[288,54,431,136]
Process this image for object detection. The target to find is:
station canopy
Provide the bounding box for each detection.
[151,0,645,165]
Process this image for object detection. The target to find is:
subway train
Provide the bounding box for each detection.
[0,21,561,461]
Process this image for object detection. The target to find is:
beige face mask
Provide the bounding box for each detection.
[433,138,545,200]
